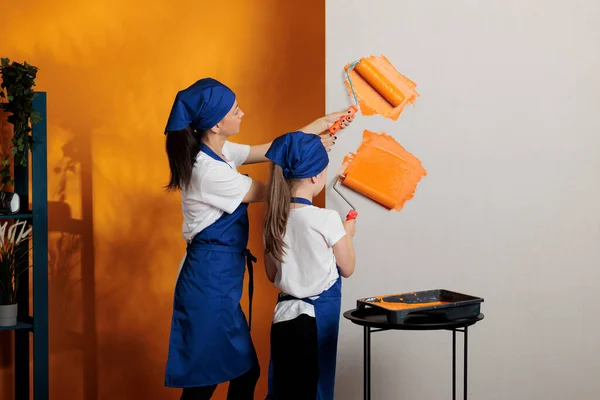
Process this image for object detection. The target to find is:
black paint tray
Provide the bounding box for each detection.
[356,289,483,325]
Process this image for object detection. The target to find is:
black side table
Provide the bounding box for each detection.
[343,307,484,400]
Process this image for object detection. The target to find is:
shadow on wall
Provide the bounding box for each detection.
[48,131,98,400]
[47,132,183,400]
[40,76,181,400]
[0,106,177,400]
[0,58,178,399]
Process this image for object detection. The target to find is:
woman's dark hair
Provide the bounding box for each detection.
[165,127,202,191]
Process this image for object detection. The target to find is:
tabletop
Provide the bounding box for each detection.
[343,307,485,331]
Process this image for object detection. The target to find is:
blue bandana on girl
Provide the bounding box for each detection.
[266,131,329,179]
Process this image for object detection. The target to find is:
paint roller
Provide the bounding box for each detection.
[333,175,358,221]
[338,173,398,210]
[350,57,406,107]
[327,57,406,135]
[326,60,362,136]
[335,172,399,211]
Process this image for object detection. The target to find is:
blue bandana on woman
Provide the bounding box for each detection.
[165,77,236,132]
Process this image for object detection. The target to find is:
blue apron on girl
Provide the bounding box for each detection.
[267,197,343,400]
[165,143,258,388]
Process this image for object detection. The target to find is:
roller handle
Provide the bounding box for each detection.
[327,105,359,135]
[346,210,358,220]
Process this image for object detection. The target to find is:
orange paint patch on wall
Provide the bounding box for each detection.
[344,55,418,120]
[0,1,325,399]
[341,130,426,211]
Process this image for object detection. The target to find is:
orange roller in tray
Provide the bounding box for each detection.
[344,54,419,121]
[338,130,427,211]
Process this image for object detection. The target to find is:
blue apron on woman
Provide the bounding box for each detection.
[165,144,257,388]
[266,197,343,400]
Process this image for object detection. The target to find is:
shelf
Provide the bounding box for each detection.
[0,317,34,332]
[1,91,48,398]
[0,211,33,219]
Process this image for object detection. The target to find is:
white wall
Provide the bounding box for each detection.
[326,1,600,398]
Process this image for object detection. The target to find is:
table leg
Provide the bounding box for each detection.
[452,329,456,400]
[364,326,371,400]
[464,326,468,400]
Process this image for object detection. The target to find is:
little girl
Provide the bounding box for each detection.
[262,131,357,400]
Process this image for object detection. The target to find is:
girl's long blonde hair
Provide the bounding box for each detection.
[263,163,298,263]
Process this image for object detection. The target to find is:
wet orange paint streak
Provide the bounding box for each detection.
[374,299,450,311]
[344,55,418,120]
[342,130,426,211]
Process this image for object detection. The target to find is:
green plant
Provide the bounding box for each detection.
[0,220,32,305]
[0,58,40,190]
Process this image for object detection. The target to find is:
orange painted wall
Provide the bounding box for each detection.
[0,1,324,398]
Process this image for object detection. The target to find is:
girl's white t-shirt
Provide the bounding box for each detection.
[180,140,251,243]
[270,206,347,324]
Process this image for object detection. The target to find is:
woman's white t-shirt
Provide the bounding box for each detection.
[270,206,347,324]
[180,141,251,243]
[175,141,251,281]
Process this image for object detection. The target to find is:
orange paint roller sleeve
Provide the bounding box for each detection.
[342,174,399,210]
[354,58,406,107]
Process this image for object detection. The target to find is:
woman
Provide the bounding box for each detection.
[163,77,353,400]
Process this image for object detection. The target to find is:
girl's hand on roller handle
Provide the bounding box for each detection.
[334,162,358,221]
[343,218,356,238]
[346,210,358,221]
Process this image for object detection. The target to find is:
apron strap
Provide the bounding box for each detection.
[277,273,342,306]
[290,197,313,206]
[277,292,315,305]
[244,249,258,330]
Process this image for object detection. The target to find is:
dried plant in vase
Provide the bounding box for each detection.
[0,220,32,326]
